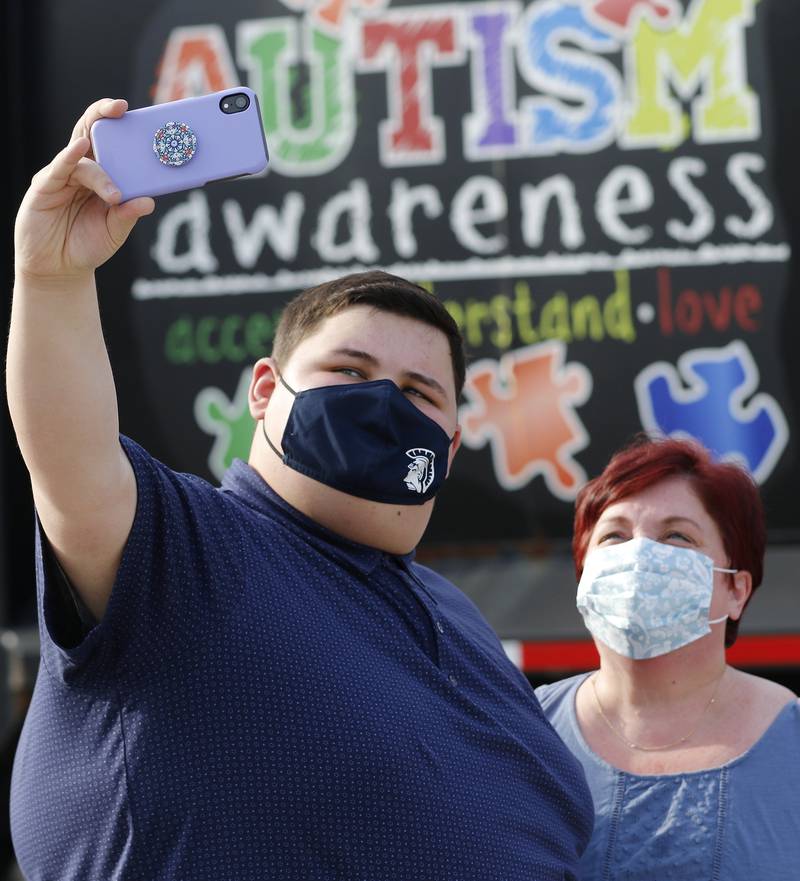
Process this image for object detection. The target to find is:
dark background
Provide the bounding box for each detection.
[5,0,800,620]
[0,0,800,604]
[4,0,800,632]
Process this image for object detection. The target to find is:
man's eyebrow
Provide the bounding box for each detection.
[403,370,448,399]
[330,347,380,365]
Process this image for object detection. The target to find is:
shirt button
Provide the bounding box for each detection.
[448,674,458,687]
[436,620,445,634]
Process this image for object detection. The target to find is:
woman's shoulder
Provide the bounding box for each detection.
[734,669,797,716]
[535,672,591,716]
[726,669,799,756]
[727,678,800,814]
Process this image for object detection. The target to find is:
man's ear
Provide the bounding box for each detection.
[249,357,280,420]
[445,424,462,476]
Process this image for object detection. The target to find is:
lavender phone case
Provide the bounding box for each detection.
[90,88,269,201]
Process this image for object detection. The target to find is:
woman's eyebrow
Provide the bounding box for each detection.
[596,515,629,527]
[597,514,702,530]
[660,515,702,530]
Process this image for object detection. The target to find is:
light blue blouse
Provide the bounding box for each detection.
[536,673,800,881]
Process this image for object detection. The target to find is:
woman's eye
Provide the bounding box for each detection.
[334,367,364,378]
[598,531,625,543]
[665,531,693,543]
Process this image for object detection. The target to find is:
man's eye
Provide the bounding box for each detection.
[404,386,433,404]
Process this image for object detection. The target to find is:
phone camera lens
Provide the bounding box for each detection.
[220,93,250,114]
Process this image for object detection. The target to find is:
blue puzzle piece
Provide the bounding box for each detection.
[643,351,777,476]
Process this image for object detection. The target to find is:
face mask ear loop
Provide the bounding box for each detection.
[279,374,298,396]
[710,565,738,627]
[262,418,285,460]
[262,371,297,460]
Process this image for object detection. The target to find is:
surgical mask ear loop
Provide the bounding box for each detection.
[709,565,738,625]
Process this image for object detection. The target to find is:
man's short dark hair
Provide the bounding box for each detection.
[272,271,466,396]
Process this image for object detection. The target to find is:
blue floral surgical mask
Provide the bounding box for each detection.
[576,537,736,660]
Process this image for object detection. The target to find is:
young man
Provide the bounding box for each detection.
[7,98,592,880]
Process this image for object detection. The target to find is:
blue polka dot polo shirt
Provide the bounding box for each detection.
[11,436,593,880]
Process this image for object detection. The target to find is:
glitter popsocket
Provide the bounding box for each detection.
[152,121,198,167]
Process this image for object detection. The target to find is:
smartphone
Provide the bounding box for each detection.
[90,88,269,201]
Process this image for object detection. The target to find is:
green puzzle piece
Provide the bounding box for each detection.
[195,369,256,480]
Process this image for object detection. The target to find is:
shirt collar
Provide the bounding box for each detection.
[221,459,415,575]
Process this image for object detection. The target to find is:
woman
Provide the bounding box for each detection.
[536,435,800,880]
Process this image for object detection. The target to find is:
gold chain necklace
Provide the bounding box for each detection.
[590,670,725,752]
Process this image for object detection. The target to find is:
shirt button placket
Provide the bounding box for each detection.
[435,620,455,685]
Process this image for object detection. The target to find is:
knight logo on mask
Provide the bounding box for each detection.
[405,449,436,494]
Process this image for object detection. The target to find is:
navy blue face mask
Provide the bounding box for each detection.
[263,376,454,505]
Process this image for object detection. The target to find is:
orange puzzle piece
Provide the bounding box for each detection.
[460,342,592,499]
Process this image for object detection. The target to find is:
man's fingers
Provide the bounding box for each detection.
[68,156,121,203]
[30,98,129,197]
[115,197,155,221]
[34,138,93,193]
[106,198,156,247]
[35,146,120,202]
[70,98,128,145]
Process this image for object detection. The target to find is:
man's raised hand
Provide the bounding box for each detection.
[14,98,155,283]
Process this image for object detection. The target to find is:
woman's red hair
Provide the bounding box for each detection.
[573,435,766,647]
